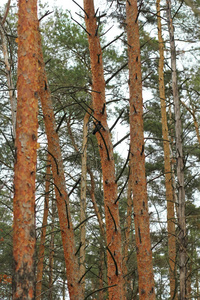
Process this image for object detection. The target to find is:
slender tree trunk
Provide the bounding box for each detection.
[38,31,84,299]
[13,0,38,298]
[123,161,133,297]
[67,115,106,239]
[99,245,104,300]
[49,199,55,300]
[36,155,51,299]
[166,1,187,298]
[156,1,177,298]
[126,1,155,299]
[181,99,200,145]
[83,0,125,298]
[196,268,199,299]
[63,269,66,300]
[0,19,17,139]
[87,167,105,238]
[80,112,90,293]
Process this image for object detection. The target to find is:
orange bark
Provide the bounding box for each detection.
[38,32,83,299]
[156,0,177,298]
[13,0,38,298]
[126,1,155,299]
[36,156,51,299]
[84,0,124,298]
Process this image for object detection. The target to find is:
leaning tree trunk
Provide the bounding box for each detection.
[38,31,84,300]
[13,0,38,298]
[166,1,187,298]
[156,0,177,298]
[83,0,125,298]
[126,0,155,299]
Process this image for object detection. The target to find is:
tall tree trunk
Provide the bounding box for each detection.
[38,31,84,299]
[36,155,51,299]
[166,1,187,298]
[83,1,125,298]
[80,112,90,293]
[123,161,133,297]
[156,0,177,298]
[126,1,155,299]
[49,199,55,300]
[13,0,38,298]
[0,17,17,139]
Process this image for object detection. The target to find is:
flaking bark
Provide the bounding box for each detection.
[13,0,39,298]
[126,0,155,299]
[84,0,125,298]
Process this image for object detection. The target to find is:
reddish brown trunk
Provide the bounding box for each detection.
[36,156,51,299]
[38,31,83,299]
[13,0,38,298]
[126,1,155,299]
[84,0,124,298]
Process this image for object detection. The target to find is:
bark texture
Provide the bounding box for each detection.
[166,1,187,298]
[126,1,155,299]
[84,0,124,298]
[156,1,177,298]
[13,0,38,298]
[38,31,83,299]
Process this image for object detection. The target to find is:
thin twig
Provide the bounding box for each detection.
[74,215,96,231]
[84,284,117,300]
[115,148,130,183]
[72,0,89,18]
[102,33,124,50]
[105,62,128,85]
[115,167,130,204]
[113,133,130,148]
[110,109,124,132]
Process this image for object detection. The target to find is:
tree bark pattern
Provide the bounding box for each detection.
[84,0,125,298]
[126,0,155,299]
[13,0,38,298]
